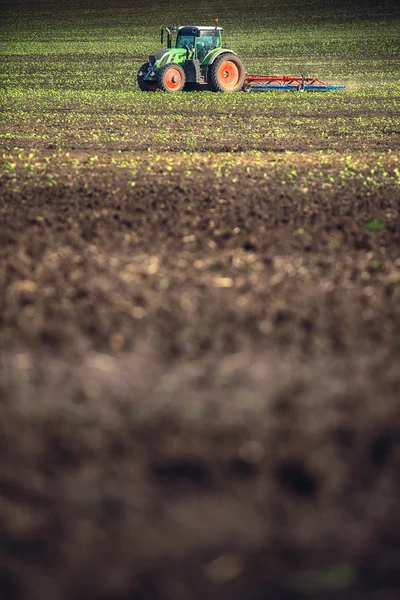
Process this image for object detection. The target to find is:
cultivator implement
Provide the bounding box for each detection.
[244,74,345,92]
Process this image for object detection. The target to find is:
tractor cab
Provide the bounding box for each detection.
[175,26,223,61]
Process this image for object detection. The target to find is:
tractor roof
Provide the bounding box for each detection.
[178,26,223,33]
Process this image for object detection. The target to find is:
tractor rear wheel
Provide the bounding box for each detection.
[210,53,245,92]
[137,62,158,91]
[157,64,185,93]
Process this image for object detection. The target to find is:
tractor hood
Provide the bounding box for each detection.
[149,49,167,65]
[149,47,187,68]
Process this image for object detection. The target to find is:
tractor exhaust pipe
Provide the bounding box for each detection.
[161,26,175,49]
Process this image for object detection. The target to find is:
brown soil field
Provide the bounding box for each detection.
[1,148,400,599]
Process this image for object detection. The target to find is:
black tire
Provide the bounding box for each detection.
[157,64,186,93]
[209,53,246,92]
[137,62,158,92]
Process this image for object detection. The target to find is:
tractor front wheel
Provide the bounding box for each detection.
[137,62,158,91]
[210,54,245,92]
[157,64,185,92]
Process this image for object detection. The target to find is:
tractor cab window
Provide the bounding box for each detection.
[176,33,195,51]
[195,31,220,60]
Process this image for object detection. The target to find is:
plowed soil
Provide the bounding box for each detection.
[1,149,400,600]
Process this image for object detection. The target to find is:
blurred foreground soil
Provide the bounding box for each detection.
[1,151,400,599]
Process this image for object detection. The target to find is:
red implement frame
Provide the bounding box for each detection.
[244,74,345,92]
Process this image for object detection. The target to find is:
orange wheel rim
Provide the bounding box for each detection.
[217,60,240,89]
[165,68,183,90]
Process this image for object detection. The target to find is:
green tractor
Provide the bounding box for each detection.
[137,24,246,92]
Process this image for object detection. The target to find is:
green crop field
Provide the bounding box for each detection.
[1,1,400,599]
[1,0,399,152]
